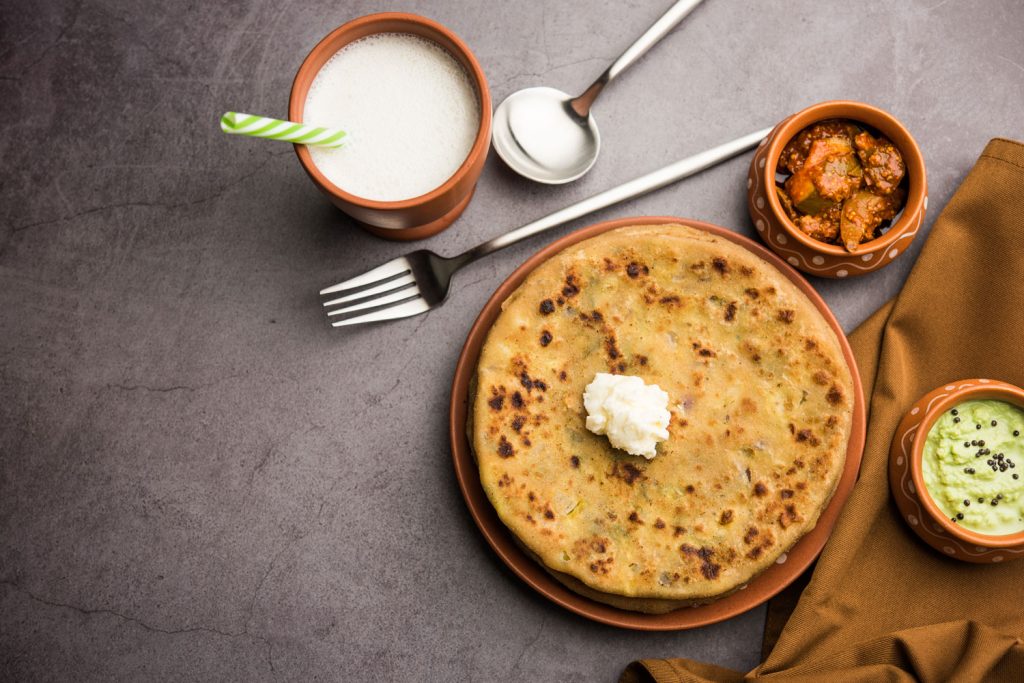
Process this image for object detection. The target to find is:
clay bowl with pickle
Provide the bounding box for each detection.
[748,101,927,278]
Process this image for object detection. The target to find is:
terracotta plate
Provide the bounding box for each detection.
[449,216,866,630]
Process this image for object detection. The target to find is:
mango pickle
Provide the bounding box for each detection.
[775,119,907,252]
[785,172,836,215]
[840,189,904,251]
[775,186,799,221]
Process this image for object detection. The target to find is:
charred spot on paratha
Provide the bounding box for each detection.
[611,461,646,485]
[626,262,649,278]
[562,273,581,298]
[692,342,716,358]
[778,504,804,529]
[795,429,820,446]
[680,544,722,581]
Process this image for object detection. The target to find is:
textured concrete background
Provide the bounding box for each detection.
[1,0,1022,680]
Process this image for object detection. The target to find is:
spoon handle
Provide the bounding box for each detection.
[571,0,705,117]
[460,126,772,263]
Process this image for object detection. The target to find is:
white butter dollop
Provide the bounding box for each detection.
[583,373,671,459]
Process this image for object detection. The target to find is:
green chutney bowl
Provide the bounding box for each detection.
[890,378,1024,563]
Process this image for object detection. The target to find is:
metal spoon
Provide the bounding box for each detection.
[491,0,706,184]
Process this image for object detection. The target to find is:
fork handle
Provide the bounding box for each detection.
[458,126,773,264]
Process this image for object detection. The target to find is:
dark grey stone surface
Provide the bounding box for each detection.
[1,0,1022,680]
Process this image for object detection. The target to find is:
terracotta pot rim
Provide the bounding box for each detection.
[764,100,927,257]
[908,380,1024,548]
[288,12,493,211]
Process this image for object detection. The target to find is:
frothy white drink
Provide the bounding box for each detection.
[304,33,480,202]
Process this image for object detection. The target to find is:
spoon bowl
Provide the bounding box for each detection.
[492,87,601,185]
[490,0,704,184]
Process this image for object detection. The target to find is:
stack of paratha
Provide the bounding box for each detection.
[471,224,853,612]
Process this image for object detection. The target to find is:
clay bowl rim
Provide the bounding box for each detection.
[288,12,493,210]
[908,380,1024,548]
[764,100,926,257]
[449,215,867,630]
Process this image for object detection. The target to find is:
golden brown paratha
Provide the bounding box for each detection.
[471,223,853,610]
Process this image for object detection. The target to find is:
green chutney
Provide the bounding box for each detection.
[922,399,1024,535]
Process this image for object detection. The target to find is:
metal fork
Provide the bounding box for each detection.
[320,126,772,327]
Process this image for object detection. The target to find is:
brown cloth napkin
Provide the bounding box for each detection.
[623,138,1024,683]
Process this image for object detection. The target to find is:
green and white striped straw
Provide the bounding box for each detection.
[220,111,348,148]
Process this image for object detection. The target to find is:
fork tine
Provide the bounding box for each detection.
[319,257,411,296]
[321,273,416,307]
[329,297,431,327]
[325,287,419,316]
